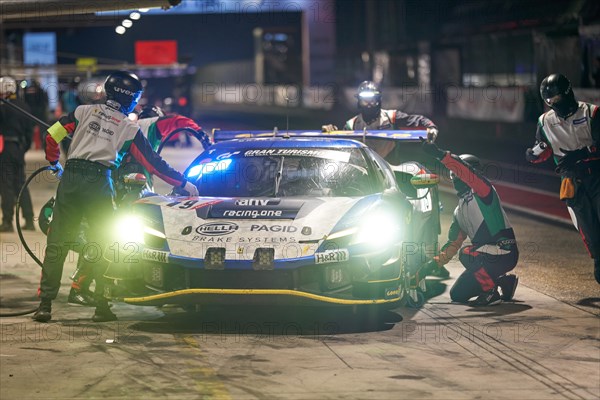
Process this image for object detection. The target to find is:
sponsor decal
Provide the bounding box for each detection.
[235,198,280,206]
[196,222,239,236]
[114,87,137,96]
[244,148,350,162]
[238,236,295,243]
[250,224,297,233]
[301,226,312,235]
[191,236,233,243]
[314,249,349,264]
[95,110,122,124]
[181,226,193,235]
[142,249,168,263]
[573,117,586,125]
[384,287,401,299]
[222,209,283,219]
[89,121,100,131]
[102,127,115,136]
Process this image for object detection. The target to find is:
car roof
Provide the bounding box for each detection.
[211,137,367,151]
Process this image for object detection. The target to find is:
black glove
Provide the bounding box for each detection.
[525,148,538,162]
[420,137,446,159]
[557,148,589,170]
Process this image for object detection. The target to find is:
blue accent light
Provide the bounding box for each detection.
[187,159,232,178]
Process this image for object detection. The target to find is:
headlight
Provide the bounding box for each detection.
[352,211,400,250]
[114,215,166,244]
[114,215,145,244]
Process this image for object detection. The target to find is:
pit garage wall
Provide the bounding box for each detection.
[198,82,600,122]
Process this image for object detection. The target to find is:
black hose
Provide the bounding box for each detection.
[0,166,54,317]
[16,166,53,268]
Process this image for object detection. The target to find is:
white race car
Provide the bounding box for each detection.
[106,130,440,309]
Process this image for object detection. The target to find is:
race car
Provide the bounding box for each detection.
[105,129,441,308]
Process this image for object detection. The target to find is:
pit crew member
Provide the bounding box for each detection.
[33,71,198,323]
[526,73,600,284]
[422,141,519,306]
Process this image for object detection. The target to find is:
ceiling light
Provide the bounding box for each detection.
[122,19,133,28]
[115,26,126,34]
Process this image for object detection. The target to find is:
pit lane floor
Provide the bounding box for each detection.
[0,148,598,400]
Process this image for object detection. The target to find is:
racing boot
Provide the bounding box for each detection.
[68,287,97,307]
[468,288,501,307]
[498,274,518,301]
[92,300,117,323]
[594,258,600,285]
[32,299,52,322]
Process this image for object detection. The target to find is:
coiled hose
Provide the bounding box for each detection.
[0,165,53,317]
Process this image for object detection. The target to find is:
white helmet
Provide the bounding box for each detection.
[0,76,17,96]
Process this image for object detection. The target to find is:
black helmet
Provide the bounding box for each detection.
[139,105,165,119]
[450,154,482,195]
[540,74,578,118]
[458,154,482,171]
[356,80,382,120]
[104,71,143,114]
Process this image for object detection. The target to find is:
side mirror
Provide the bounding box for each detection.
[410,173,439,189]
[122,173,147,186]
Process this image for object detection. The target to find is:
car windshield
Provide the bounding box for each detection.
[186,147,377,197]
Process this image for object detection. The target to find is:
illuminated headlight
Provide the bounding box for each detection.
[352,211,400,250]
[114,215,166,244]
[115,215,145,244]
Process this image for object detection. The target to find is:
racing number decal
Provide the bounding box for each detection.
[166,200,199,209]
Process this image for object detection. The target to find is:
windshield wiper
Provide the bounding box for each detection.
[274,156,285,196]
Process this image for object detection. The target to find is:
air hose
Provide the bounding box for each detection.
[0,165,54,317]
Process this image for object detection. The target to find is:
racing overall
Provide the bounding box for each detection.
[344,109,436,131]
[40,104,187,311]
[345,109,437,163]
[434,154,519,303]
[119,114,208,186]
[529,102,600,267]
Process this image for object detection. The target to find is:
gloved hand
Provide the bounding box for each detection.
[420,137,447,159]
[321,124,338,133]
[525,148,539,163]
[182,181,199,197]
[50,161,63,180]
[426,127,439,142]
[557,147,589,170]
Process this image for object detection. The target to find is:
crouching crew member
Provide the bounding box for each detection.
[421,141,519,306]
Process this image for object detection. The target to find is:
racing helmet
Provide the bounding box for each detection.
[540,74,578,118]
[458,154,482,171]
[104,71,143,114]
[139,105,165,119]
[356,81,382,120]
[356,81,382,108]
[451,154,482,194]
[0,76,17,96]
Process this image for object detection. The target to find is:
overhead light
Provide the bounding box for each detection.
[122,19,133,28]
[115,26,126,34]
[139,8,150,12]
[130,12,141,20]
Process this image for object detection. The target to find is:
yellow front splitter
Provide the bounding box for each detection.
[124,288,402,306]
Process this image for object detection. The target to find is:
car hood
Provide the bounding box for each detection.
[136,195,380,260]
